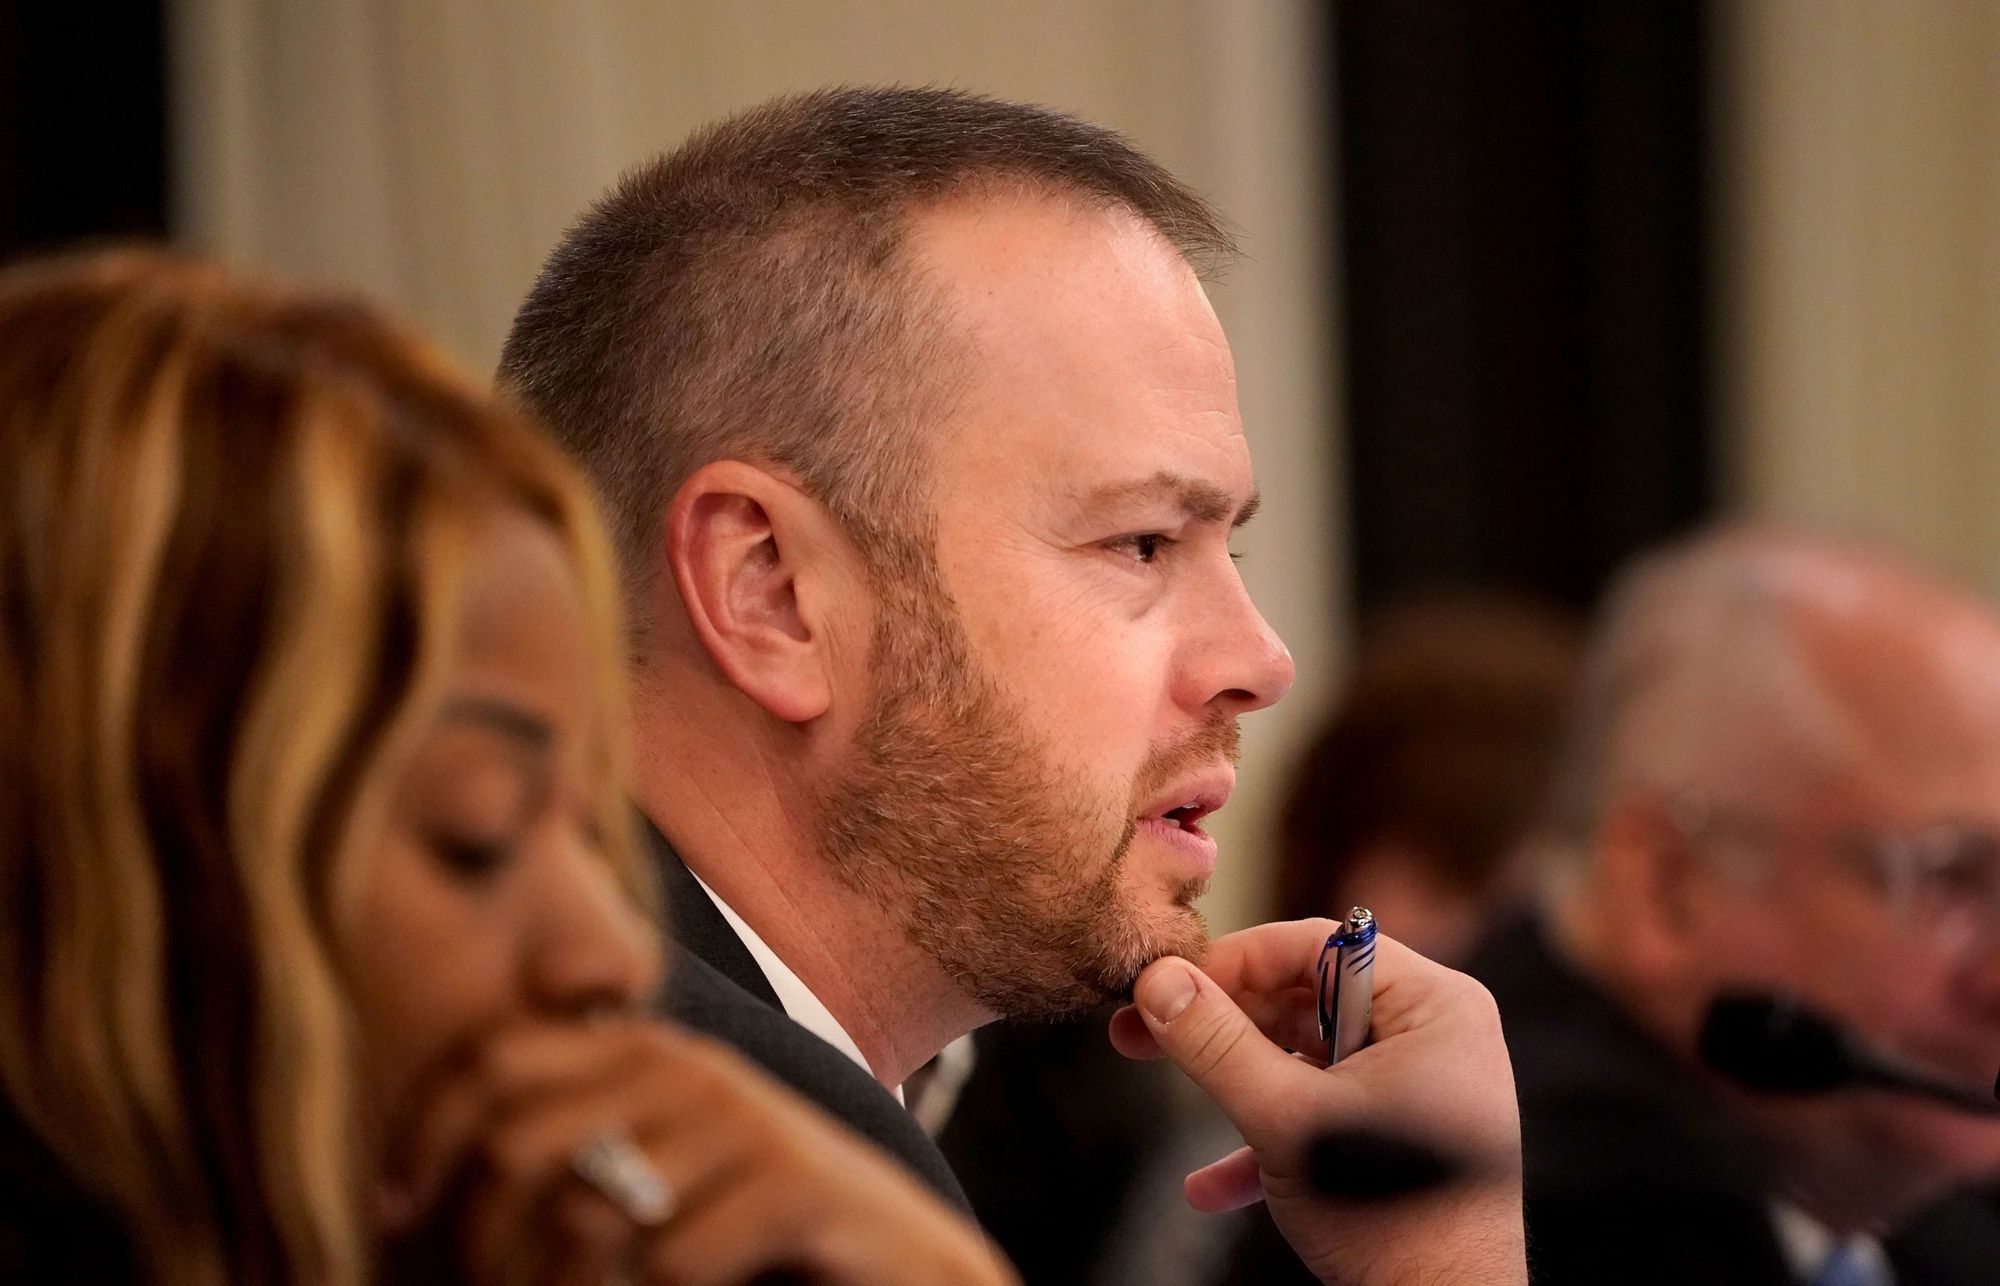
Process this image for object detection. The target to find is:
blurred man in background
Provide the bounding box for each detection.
[1472,528,2000,1284]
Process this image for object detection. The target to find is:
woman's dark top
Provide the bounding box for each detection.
[0,1106,138,1281]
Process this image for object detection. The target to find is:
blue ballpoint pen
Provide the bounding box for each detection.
[1317,907,1377,1064]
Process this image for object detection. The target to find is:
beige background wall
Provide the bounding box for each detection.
[1715,0,2000,590]
[171,0,1344,931]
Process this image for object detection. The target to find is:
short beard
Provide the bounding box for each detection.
[815,556,1234,1020]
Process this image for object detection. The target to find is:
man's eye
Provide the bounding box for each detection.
[1112,533,1173,563]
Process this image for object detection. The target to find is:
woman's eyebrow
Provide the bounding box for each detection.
[438,695,554,752]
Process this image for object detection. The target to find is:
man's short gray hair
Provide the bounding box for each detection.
[497,86,1235,639]
[1542,527,1860,858]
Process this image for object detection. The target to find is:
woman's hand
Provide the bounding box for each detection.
[1109,922,1526,1285]
[378,1018,1018,1286]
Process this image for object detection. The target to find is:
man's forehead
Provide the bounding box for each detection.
[881,186,1263,548]
[904,189,1245,478]
[1774,659,2000,831]
[1802,605,2000,742]
[907,190,1223,344]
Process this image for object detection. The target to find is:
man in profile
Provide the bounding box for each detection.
[1473,528,2000,1284]
[500,87,1523,1283]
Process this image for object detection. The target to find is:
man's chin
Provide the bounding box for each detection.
[1758,1096,2000,1227]
[1108,899,1210,994]
[1161,879,1212,947]
[1003,904,1209,1014]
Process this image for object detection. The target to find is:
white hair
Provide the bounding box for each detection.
[1542,527,1884,872]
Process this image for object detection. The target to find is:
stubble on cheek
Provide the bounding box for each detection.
[823,563,1240,1015]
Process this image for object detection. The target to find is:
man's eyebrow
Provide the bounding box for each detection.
[439,696,554,750]
[1080,472,1261,528]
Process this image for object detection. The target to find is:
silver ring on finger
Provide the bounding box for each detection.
[570,1128,676,1228]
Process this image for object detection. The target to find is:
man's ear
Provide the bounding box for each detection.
[665,460,854,724]
[1595,795,1709,981]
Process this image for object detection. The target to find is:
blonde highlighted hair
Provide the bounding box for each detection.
[0,250,644,1284]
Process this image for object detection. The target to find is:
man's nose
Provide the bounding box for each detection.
[1179,570,1296,716]
[527,846,663,1017]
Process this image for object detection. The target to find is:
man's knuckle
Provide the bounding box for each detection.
[1454,974,1503,1020]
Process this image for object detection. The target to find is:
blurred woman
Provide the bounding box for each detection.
[0,250,1015,1285]
[1272,593,1584,966]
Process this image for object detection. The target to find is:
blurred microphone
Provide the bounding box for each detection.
[1698,991,2000,1116]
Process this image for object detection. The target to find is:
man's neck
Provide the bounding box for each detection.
[1546,889,1703,1062]
[633,692,987,1088]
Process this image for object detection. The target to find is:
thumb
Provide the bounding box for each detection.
[1133,956,1306,1120]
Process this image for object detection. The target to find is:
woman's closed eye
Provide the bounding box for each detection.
[425,825,519,880]
[399,710,552,884]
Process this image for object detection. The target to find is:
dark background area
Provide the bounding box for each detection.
[0,0,169,262]
[1334,0,1715,616]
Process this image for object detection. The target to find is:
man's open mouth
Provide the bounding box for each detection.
[1159,802,1215,832]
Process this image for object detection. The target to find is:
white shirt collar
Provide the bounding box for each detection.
[689,871,903,1104]
[1770,1202,1894,1286]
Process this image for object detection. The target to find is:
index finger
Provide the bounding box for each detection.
[386,1020,676,1222]
[1197,924,1471,1041]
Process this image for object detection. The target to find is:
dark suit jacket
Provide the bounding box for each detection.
[1467,914,2000,1285]
[646,818,970,1211]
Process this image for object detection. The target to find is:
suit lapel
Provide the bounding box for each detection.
[640,812,782,1011]
[636,811,973,1212]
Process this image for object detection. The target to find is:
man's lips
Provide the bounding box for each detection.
[1138,768,1236,836]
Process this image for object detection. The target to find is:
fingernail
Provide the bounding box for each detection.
[1139,960,1198,1025]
